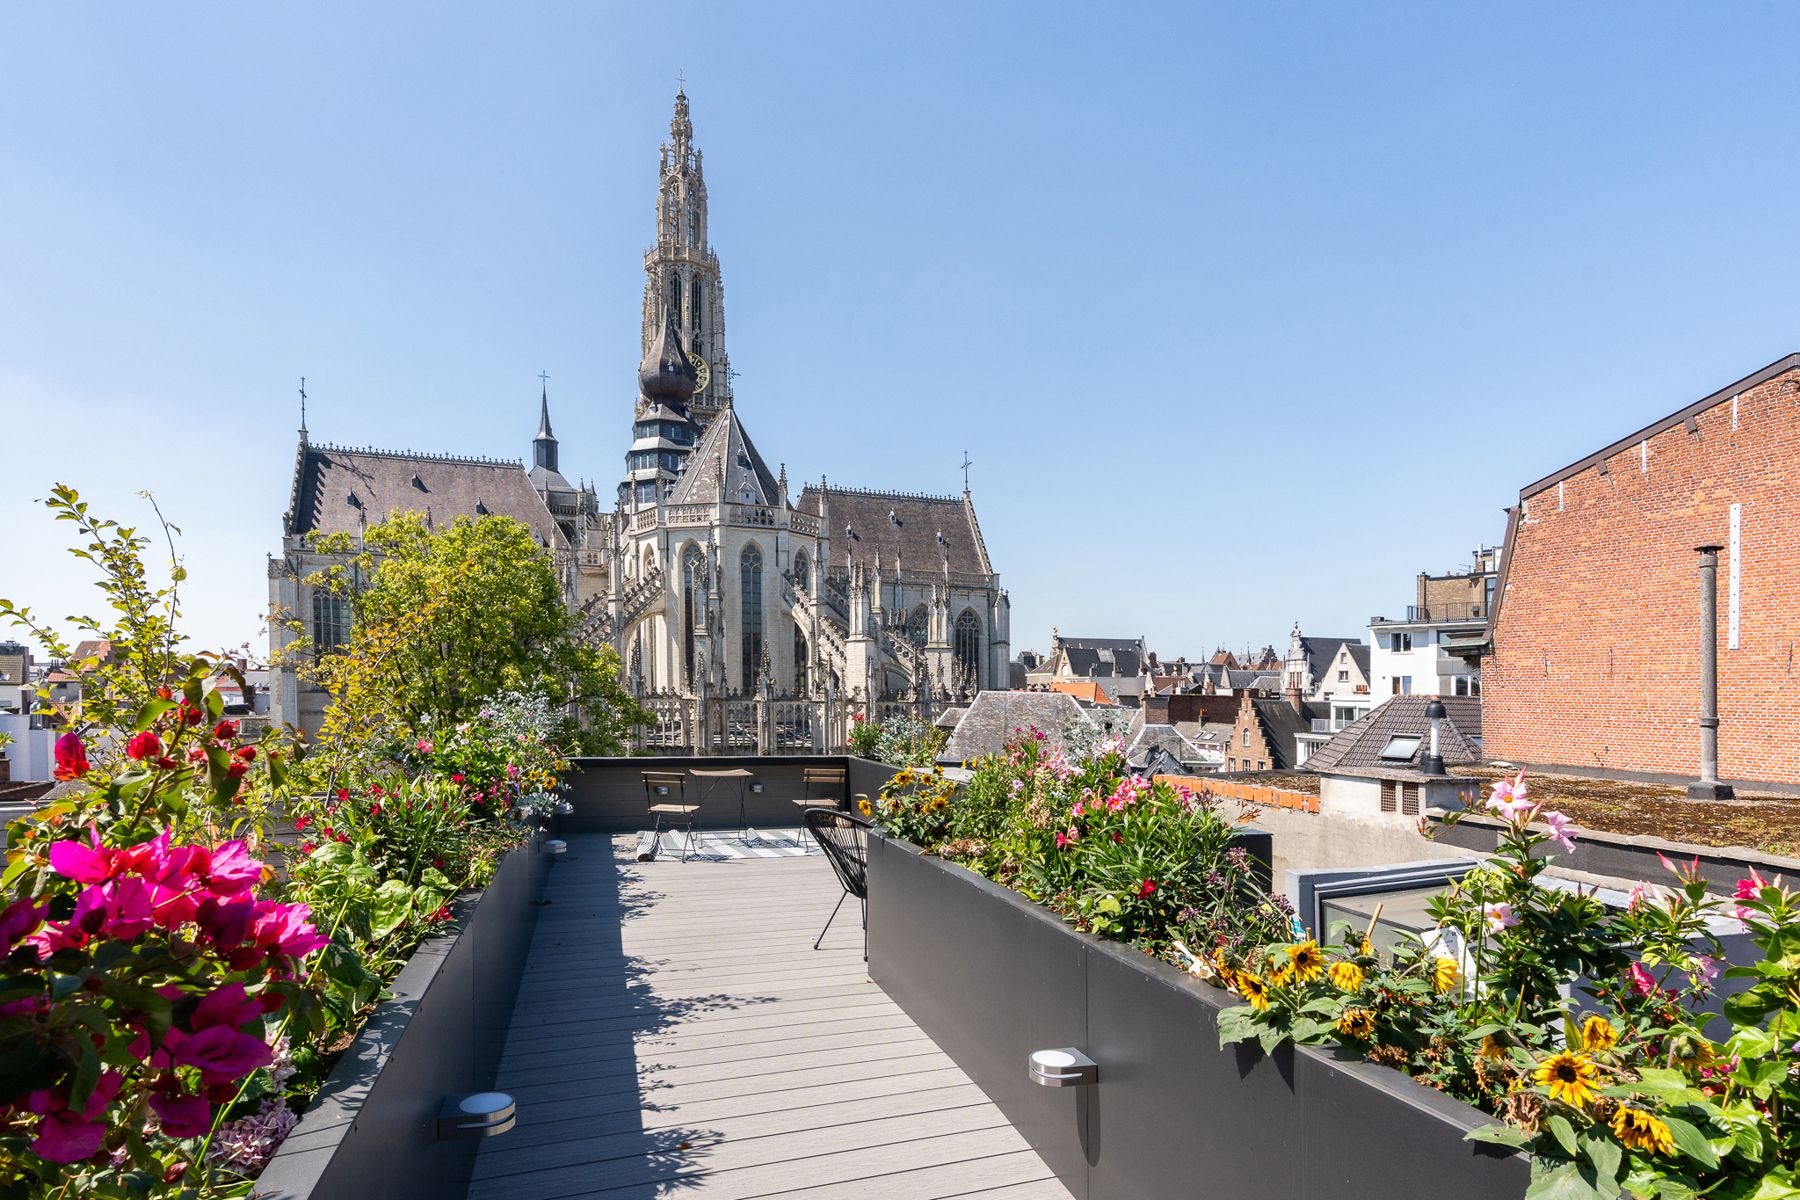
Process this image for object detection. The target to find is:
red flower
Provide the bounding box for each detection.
[293,816,310,832]
[53,733,90,781]
[233,746,256,762]
[298,841,318,855]
[336,788,350,802]
[226,760,250,779]
[1138,879,1156,898]
[212,719,239,740]
[369,802,382,817]
[126,730,164,761]
[450,773,465,784]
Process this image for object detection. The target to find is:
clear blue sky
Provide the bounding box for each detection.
[3,3,1797,662]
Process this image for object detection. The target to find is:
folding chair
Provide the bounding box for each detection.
[803,808,872,960]
[643,771,699,862]
[796,766,846,813]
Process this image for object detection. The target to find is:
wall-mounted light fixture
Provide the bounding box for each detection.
[544,839,568,855]
[1028,1048,1097,1087]
[653,784,670,796]
[749,781,764,794]
[437,1092,515,1139]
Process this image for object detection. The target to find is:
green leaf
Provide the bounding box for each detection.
[1291,1017,1336,1044]
[1096,894,1121,915]
[1216,1006,1258,1048]
[1256,1024,1290,1055]
[1660,1115,1719,1169]
[1465,1124,1534,1149]
[1545,1113,1579,1158]
[1579,1130,1622,1199]
[1525,1160,1603,1200]
[370,879,414,938]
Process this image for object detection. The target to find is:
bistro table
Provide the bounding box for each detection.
[687,767,756,841]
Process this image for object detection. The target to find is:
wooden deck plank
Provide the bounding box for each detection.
[470,832,1068,1200]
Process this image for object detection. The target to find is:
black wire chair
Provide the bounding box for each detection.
[803,808,872,960]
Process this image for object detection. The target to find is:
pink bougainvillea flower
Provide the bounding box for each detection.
[249,901,328,960]
[200,841,265,897]
[52,732,90,782]
[32,1109,107,1163]
[1539,811,1577,854]
[1628,962,1658,997]
[191,982,264,1032]
[69,877,156,941]
[125,729,164,761]
[150,1092,214,1138]
[174,1025,274,1085]
[48,830,118,884]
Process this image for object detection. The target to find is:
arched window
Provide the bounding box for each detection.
[682,545,704,685]
[955,609,982,688]
[311,590,349,660]
[669,275,682,326]
[794,626,808,695]
[907,604,929,649]
[792,549,810,594]
[740,544,765,692]
[644,623,657,690]
[692,279,705,334]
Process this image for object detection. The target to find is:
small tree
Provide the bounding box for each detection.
[294,512,643,761]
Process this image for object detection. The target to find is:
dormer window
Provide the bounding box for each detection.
[411,473,428,492]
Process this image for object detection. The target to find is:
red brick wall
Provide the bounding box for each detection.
[1487,361,1800,786]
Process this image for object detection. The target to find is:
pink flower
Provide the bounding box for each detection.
[0,897,42,953]
[1482,902,1519,932]
[1539,811,1577,854]
[1658,851,1701,883]
[416,739,434,753]
[1627,881,1653,912]
[506,763,521,779]
[1690,954,1721,993]
[151,1091,214,1138]
[32,1109,107,1163]
[69,877,156,941]
[173,1026,274,1085]
[52,733,90,781]
[198,841,265,897]
[191,983,264,1032]
[1054,831,1071,850]
[1628,962,1658,997]
[1484,771,1535,823]
[1734,869,1769,902]
[249,901,328,961]
[126,729,164,761]
[48,828,122,884]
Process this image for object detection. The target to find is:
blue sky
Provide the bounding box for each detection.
[3,3,1797,662]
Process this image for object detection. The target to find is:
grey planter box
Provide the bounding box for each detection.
[865,832,1528,1200]
[254,834,550,1200]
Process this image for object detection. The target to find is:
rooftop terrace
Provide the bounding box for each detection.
[470,831,1071,1199]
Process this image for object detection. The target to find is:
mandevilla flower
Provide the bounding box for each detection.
[1482,902,1519,932]
[1483,771,1535,823]
[1539,810,1576,853]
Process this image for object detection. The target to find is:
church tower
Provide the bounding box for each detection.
[642,88,732,430]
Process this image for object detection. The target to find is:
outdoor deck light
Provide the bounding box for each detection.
[437,1092,515,1139]
[1421,698,1447,776]
[544,839,568,855]
[750,780,764,794]
[1028,1048,1098,1087]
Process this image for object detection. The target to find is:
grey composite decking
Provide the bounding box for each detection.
[470,832,1072,1200]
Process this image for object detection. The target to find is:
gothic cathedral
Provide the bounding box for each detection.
[270,91,1009,740]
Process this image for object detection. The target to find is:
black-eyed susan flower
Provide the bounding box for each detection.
[1328,961,1364,992]
[1286,940,1326,983]
[1611,1106,1676,1155]
[1533,1050,1600,1108]
[1579,1015,1617,1053]
[1238,971,1270,1012]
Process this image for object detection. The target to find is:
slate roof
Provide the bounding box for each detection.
[932,706,967,731]
[1347,644,1372,678]
[1126,723,1205,771]
[285,443,566,548]
[1304,695,1482,775]
[1054,636,1145,679]
[1300,636,1359,675]
[940,691,1091,763]
[797,486,992,577]
[1249,699,1314,771]
[667,406,780,506]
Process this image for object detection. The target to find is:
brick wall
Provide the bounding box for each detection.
[1160,774,1320,813]
[1487,357,1800,786]
[1226,692,1277,772]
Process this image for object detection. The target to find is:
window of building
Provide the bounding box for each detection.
[740,544,764,692]
[682,545,704,684]
[954,609,981,688]
[1393,632,1413,652]
[1257,761,1267,771]
[794,626,808,695]
[669,275,682,324]
[1337,669,1349,682]
[311,591,349,659]
[792,549,810,594]
[907,604,929,649]
[1378,734,1421,762]
[1242,728,1250,747]
[1392,676,1413,695]
[692,280,705,331]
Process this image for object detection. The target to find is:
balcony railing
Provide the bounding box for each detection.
[1372,604,1486,624]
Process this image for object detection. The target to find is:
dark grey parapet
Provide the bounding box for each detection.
[866,832,1528,1200]
[254,835,549,1200]
[562,755,899,832]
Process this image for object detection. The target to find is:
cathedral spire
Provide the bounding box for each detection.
[639,302,697,403]
[670,87,693,154]
[533,374,559,473]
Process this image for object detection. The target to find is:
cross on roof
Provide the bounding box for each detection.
[538,370,550,386]
[961,451,973,491]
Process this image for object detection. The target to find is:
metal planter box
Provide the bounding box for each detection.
[865,832,1528,1200]
[253,835,550,1200]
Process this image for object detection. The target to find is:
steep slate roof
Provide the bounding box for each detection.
[284,443,567,548]
[941,691,1091,763]
[1126,723,1205,771]
[668,406,780,506]
[1300,636,1359,675]
[1304,695,1481,775]
[1347,644,1372,678]
[797,486,992,577]
[1058,637,1144,679]
[932,706,967,731]
[1250,699,1313,771]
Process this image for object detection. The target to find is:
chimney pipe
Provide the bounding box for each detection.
[1687,545,1735,800]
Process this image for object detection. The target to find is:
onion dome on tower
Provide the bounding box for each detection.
[639,302,697,406]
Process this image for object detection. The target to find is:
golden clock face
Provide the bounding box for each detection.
[691,352,711,394]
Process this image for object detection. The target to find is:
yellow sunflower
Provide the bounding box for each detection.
[1287,940,1326,983]
[1328,961,1364,992]
[1357,936,1374,959]
[1336,1008,1376,1039]
[1479,1034,1506,1060]
[1611,1106,1676,1156]
[1237,971,1270,1012]
[1579,1015,1618,1053]
[1270,963,1295,988]
[1533,1050,1600,1109]
[1431,957,1460,995]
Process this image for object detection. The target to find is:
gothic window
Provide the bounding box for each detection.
[792,549,809,594]
[669,275,682,325]
[644,624,656,690]
[794,625,808,694]
[311,590,349,660]
[740,544,764,692]
[643,546,656,576]
[691,280,704,334]
[907,604,929,649]
[682,545,704,685]
[954,609,981,687]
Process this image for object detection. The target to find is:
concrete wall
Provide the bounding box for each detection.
[1241,802,1476,885]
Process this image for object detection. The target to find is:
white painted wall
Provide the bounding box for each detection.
[1368,625,1476,698]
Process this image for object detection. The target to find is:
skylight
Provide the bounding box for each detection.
[1378,735,1421,762]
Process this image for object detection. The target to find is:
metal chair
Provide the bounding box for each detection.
[795,766,847,813]
[803,808,872,959]
[642,771,700,862]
